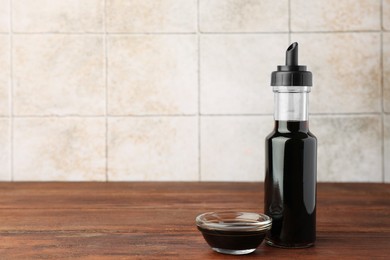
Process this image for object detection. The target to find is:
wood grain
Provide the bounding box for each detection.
[0,182,389,259]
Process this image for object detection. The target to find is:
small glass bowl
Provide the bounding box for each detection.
[196,211,272,255]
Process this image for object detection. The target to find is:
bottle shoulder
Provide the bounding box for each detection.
[266,121,317,141]
[307,130,317,140]
[266,130,317,141]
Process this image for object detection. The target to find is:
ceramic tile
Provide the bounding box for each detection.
[108,35,197,115]
[384,33,390,112]
[0,0,10,32]
[311,115,382,182]
[0,119,10,180]
[13,0,103,32]
[0,35,9,115]
[291,0,380,32]
[106,0,196,33]
[201,116,273,181]
[384,0,390,30]
[13,35,105,116]
[199,0,288,32]
[108,117,198,181]
[291,33,381,113]
[200,34,288,115]
[385,115,390,183]
[13,118,106,181]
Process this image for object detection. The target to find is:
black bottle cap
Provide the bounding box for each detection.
[270,42,312,86]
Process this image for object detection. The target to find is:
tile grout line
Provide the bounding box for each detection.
[5,31,386,35]
[104,0,109,182]
[381,33,385,183]
[380,0,385,182]
[0,112,384,118]
[9,0,13,181]
[10,32,198,35]
[197,0,201,182]
[7,114,199,118]
[201,112,382,117]
[287,30,382,34]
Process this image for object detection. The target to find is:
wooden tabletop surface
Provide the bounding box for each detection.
[0,182,389,259]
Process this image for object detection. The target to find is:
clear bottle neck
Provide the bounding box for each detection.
[273,86,310,122]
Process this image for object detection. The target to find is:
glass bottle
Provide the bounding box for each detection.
[264,42,317,248]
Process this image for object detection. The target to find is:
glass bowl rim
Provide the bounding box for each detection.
[196,211,272,232]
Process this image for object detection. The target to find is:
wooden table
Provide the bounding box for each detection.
[0,182,389,259]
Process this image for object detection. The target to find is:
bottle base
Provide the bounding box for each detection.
[265,238,314,249]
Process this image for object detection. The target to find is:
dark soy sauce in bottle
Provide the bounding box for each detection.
[264,43,317,248]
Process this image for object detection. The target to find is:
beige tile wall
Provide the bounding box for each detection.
[291,0,381,31]
[0,35,9,116]
[108,117,198,181]
[0,0,10,33]
[200,34,287,114]
[0,0,387,182]
[13,0,104,33]
[13,35,105,115]
[13,118,106,181]
[107,35,198,115]
[106,0,197,33]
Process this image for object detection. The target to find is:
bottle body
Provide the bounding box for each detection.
[264,87,317,248]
